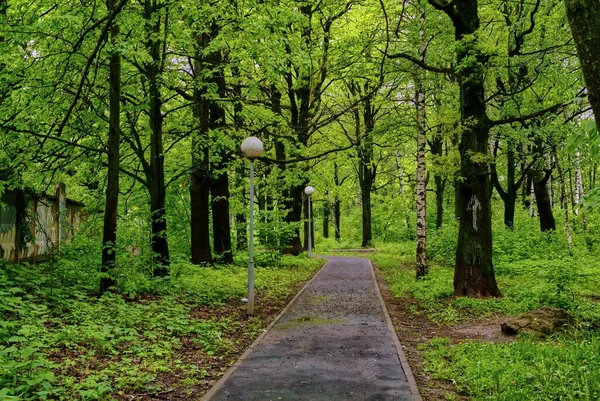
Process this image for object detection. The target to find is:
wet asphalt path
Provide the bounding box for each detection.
[204,257,419,401]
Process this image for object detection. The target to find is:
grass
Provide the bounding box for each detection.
[0,255,323,400]
[421,334,600,400]
[371,214,600,401]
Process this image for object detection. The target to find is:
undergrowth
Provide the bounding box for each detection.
[421,335,600,400]
[374,208,600,400]
[0,254,322,400]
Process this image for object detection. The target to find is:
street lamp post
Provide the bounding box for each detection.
[305,186,314,258]
[241,137,264,315]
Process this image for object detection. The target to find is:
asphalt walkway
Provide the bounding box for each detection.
[203,257,421,401]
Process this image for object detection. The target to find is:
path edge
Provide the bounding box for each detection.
[200,258,328,401]
[369,259,423,401]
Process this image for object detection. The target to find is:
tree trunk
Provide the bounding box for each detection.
[334,163,341,242]
[233,70,247,252]
[574,151,583,214]
[190,32,213,265]
[361,183,373,248]
[235,164,248,251]
[211,172,233,264]
[492,144,519,228]
[429,0,501,297]
[554,150,573,247]
[146,11,169,274]
[323,201,330,238]
[286,184,305,255]
[353,83,376,249]
[533,170,555,231]
[208,33,233,264]
[429,137,445,228]
[415,4,428,278]
[564,0,600,130]
[101,0,121,293]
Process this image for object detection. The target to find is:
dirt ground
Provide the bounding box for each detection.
[120,290,310,400]
[374,268,514,401]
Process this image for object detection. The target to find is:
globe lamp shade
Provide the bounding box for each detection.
[241,137,264,159]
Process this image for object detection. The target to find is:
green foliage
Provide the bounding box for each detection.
[0,252,322,399]
[421,334,600,400]
[255,209,298,267]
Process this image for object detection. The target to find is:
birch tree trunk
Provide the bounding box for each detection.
[415,2,428,278]
[554,150,573,247]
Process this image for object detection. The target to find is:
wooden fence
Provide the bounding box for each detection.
[0,184,83,262]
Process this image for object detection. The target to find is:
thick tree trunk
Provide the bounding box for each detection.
[361,183,373,248]
[101,0,121,293]
[429,0,501,297]
[149,183,169,274]
[285,184,305,255]
[146,12,169,274]
[353,84,376,249]
[429,137,445,228]
[211,172,233,264]
[208,37,233,264]
[564,0,600,129]
[435,176,445,229]
[533,170,555,231]
[190,32,212,265]
[190,143,212,263]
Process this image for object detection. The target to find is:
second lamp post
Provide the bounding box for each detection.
[241,136,263,315]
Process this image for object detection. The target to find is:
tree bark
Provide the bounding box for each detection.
[532,140,556,231]
[190,32,213,265]
[323,200,330,238]
[554,150,573,247]
[429,137,445,228]
[334,163,341,242]
[233,69,247,252]
[211,172,233,264]
[415,3,428,278]
[101,0,121,293]
[208,32,233,264]
[145,8,169,274]
[235,164,247,251]
[564,0,600,130]
[350,81,376,249]
[429,0,501,297]
[533,170,555,231]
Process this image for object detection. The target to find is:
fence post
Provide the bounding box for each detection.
[55,183,67,247]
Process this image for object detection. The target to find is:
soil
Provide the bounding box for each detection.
[373,267,514,401]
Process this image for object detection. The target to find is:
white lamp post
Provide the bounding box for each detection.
[241,136,264,315]
[305,186,314,258]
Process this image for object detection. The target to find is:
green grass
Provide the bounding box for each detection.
[0,255,323,400]
[372,215,600,400]
[421,335,600,400]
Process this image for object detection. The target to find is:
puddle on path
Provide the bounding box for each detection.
[305,295,328,305]
[275,315,348,330]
